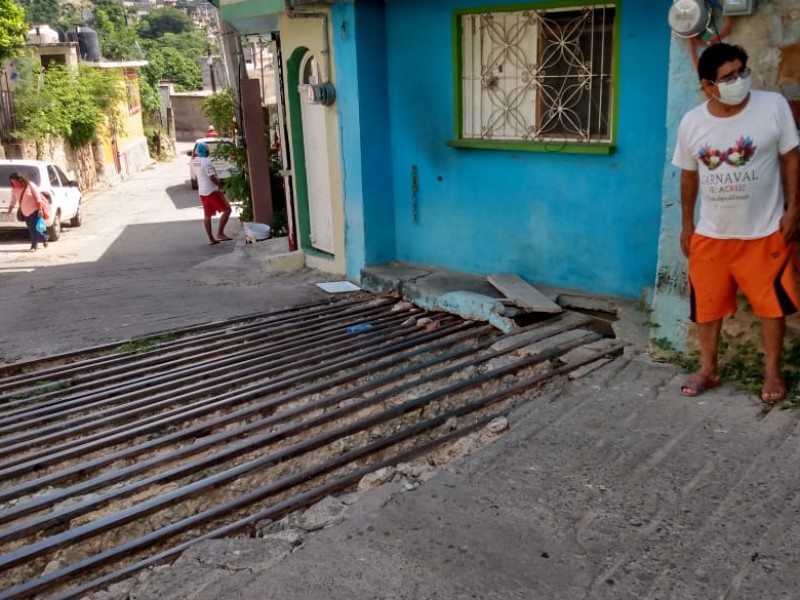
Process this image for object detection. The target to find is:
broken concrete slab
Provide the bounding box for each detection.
[487,274,563,314]
[359,263,432,295]
[433,291,517,333]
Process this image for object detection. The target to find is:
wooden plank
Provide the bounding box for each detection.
[487,274,563,314]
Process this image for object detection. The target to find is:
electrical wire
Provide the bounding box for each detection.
[705,1,721,42]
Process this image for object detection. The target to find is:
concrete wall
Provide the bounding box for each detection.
[334,0,672,298]
[171,92,214,142]
[652,1,800,351]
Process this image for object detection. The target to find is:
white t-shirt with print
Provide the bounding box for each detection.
[192,156,219,197]
[672,90,799,239]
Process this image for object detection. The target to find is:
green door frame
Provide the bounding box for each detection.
[287,46,313,253]
[288,46,335,258]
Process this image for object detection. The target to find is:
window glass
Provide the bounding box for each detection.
[0,165,41,186]
[48,166,61,187]
[459,4,616,145]
[55,166,71,185]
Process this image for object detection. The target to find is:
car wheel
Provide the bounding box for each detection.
[70,202,82,227]
[47,212,61,241]
[190,177,198,190]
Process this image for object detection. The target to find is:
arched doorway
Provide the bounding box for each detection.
[297,51,334,254]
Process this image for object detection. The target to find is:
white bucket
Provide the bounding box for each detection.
[243,222,271,243]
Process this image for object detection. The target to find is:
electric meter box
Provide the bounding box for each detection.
[722,0,755,15]
[668,0,709,38]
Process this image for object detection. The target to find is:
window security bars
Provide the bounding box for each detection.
[460,5,615,144]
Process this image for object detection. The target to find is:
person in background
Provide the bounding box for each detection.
[191,142,232,245]
[5,172,49,252]
[206,126,219,138]
[673,43,799,404]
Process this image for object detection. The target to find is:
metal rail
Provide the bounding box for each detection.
[0,297,365,389]
[0,319,473,479]
[0,315,591,536]
[1,341,625,600]
[0,324,499,529]
[0,299,394,409]
[0,330,603,573]
[0,304,416,433]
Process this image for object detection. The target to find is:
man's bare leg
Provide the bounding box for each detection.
[680,319,723,396]
[216,208,232,241]
[204,217,219,245]
[760,316,787,403]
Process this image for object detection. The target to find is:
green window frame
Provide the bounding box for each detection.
[449,1,621,154]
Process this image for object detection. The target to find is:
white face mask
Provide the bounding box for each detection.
[716,74,751,106]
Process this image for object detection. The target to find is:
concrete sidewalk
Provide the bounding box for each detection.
[99,350,800,600]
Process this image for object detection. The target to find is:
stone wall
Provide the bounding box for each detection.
[1,137,102,190]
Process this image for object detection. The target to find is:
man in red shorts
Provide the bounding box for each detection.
[673,43,799,404]
[192,142,233,245]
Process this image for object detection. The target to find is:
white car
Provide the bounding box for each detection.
[188,137,235,190]
[0,159,82,241]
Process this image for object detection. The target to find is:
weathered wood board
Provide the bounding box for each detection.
[487,273,563,314]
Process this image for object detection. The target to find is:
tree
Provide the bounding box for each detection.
[137,8,194,40]
[21,0,60,26]
[58,3,83,29]
[89,0,128,29]
[0,0,27,62]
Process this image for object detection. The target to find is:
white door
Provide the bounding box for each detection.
[299,53,334,254]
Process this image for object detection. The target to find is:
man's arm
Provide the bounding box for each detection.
[779,146,799,243]
[680,169,699,258]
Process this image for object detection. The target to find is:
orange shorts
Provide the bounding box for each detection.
[200,190,229,218]
[688,231,799,323]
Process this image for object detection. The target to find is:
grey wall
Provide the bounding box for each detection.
[171,93,212,142]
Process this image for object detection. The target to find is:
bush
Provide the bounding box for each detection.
[10,55,126,149]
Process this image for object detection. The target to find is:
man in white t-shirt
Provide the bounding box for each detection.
[192,143,233,245]
[673,43,799,404]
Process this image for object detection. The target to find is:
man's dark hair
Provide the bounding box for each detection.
[697,43,749,82]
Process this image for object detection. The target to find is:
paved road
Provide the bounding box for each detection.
[0,145,336,365]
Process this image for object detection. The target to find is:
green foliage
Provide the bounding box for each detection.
[58,3,82,28]
[21,0,60,27]
[201,88,236,136]
[139,31,205,92]
[97,21,141,61]
[138,77,163,121]
[137,7,194,40]
[0,0,28,62]
[90,0,128,29]
[651,337,700,373]
[10,56,127,149]
[8,379,70,401]
[115,333,177,354]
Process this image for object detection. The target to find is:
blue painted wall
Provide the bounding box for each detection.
[333,1,396,279]
[651,36,708,349]
[365,0,673,298]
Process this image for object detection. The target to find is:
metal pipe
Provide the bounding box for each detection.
[0,311,445,462]
[7,342,626,600]
[0,320,473,480]
[0,297,352,385]
[0,325,496,525]
[0,303,409,432]
[0,331,607,575]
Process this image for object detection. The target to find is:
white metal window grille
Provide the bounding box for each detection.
[461,5,615,144]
